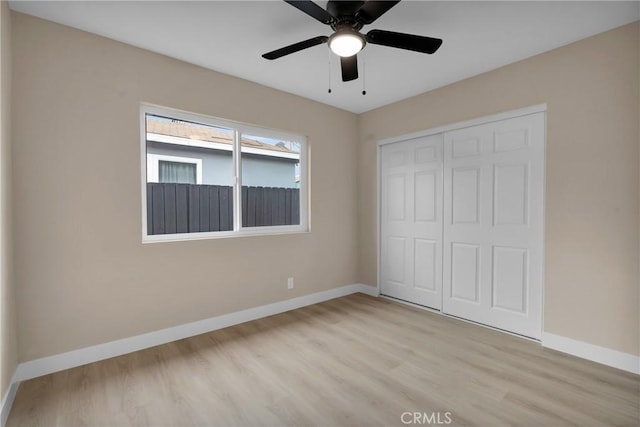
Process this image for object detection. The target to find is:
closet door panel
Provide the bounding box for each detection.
[442,113,544,339]
[380,134,443,309]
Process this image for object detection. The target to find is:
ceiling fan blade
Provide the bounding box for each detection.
[366,29,442,54]
[284,0,334,25]
[355,1,400,25]
[262,36,329,60]
[340,55,358,82]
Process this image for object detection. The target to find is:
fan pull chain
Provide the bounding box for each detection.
[328,51,332,94]
[362,53,367,96]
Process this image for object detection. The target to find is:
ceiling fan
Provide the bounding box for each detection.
[262,0,443,82]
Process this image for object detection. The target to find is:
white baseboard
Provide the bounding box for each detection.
[1,372,19,427]
[14,283,376,383]
[542,332,640,375]
[355,283,379,296]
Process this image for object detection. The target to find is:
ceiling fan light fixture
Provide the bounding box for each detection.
[329,31,364,57]
[262,1,443,83]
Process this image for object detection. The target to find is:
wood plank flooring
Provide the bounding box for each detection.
[7,293,640,426]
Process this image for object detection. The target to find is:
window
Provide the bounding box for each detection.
[146,154,203,184]
[159,161,196,184]
[141,104,308,242]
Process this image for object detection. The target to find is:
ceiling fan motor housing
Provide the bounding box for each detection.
[327,1,365,23]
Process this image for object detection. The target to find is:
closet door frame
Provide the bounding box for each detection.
[377,103,547,338]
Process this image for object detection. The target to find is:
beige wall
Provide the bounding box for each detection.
[358,22,640,356]
[0,0,17,401]
[11,12,359,361]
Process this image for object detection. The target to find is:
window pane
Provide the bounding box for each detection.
[240,134,301,227]
[146,114,234,235]
[159,161,196,184]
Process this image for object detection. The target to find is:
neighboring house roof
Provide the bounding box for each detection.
[146,117,299,159]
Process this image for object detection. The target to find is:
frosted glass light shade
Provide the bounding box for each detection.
[329,32,364,57]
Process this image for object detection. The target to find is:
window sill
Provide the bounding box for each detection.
[142,226,310,244]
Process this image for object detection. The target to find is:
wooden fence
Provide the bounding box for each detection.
[147,183,300,235]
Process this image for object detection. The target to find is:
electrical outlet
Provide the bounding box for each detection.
[287,277,294,289]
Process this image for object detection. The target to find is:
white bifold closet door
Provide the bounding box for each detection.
[442,113,544,339]
[380,134,443,310]
[379,111,544,339]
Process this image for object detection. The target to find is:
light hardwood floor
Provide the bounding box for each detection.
[7,293,640,426]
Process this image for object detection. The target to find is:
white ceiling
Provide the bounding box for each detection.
[8,1,640,113]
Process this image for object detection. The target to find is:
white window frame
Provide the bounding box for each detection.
[147,154,203,184]
[140,103,309,243]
